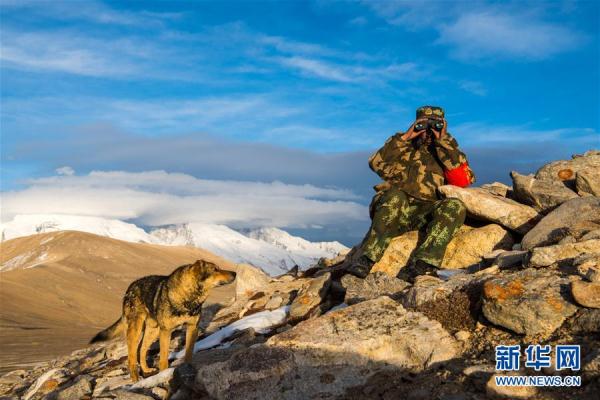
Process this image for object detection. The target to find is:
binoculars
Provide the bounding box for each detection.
[414,119,444,132]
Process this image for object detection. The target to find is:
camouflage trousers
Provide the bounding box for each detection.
[361,186,466,267]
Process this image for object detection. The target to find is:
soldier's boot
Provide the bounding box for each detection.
[346,255,375,279]
[396,259,438,283]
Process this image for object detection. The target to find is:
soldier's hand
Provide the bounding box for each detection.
[432,119,447,140]
[401,118,427,141]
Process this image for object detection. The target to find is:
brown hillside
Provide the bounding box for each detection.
[0,230,236,373]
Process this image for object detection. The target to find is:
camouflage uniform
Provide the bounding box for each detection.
[360,127,474,267]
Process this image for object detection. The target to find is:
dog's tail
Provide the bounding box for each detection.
[89,317,125,344]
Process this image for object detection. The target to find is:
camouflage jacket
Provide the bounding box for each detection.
[368,132,475,201]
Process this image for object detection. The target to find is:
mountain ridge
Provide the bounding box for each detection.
[0,214,348,276]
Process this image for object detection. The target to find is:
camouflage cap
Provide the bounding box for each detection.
[416,106,444,120]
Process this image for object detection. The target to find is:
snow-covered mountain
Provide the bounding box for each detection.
[0,214,154,243]
[1,215,348,276]
[245,227,347,261]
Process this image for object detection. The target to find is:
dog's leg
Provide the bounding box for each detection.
[158,328,172,371]
[126,315,145,382]
[184,317,200,362]
[139,321,159,376]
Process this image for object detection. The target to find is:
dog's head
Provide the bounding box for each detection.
[189,260,236,289]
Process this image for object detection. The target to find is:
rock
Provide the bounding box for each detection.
[482,269,578,336]
[528,240,600,267]
[510,171,578,213]
[55,375,93,400]
[441,224,514,269]
[151,386,168,399]
[568,308,600,334]
[576,169,600,196]
[571,281,600,308]
[575,254,600,282]
[371,224,513,277]
[535,150,600,189]
[521,197,600,250]
[581,229,600,241]
[493,250,528,268]
[370,231,419,277]
[288,272,331,321]
[438,186,541,234]
[341,272,409,304]
[234,264,271,298]
[582,349,600,378]
[454,330,471,341]
[196,297,460,400]
[486,374,537,398]
[480,182,511,197]
[111,389,156,400]
[23,368,70,400]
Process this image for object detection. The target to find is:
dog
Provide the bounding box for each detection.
[90,260,236,381]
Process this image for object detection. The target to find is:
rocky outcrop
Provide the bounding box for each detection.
[521,196,600,250]
[535,150,600,189]
[341,272,409,304]
[482,269,578,336]
[288,272,331,321]
[528,239,600,267]
[195,297,460,400]
[371,224,513,277]
[511,171,578,213]
[576,169,600,196]
[438,186,541,234]
[571,281,600,308]
[441,224,513,269]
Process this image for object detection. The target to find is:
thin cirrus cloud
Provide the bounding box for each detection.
[1,169,368,230]
[274,56,425,84]
[361,1,586,61]
[437,12,585,61]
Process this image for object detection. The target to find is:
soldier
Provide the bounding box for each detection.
[347,106,475,281]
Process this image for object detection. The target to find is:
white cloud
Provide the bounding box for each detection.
[274,56,424,83]
[459,80,487,96]
[55,166,75,176]
[0,29,178,78]
[437,12,584,61]
[1,170,367,229]
[361,1,585,61]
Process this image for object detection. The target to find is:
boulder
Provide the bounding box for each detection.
[371,224,513,277]
[288,272,331,321]
[55,375,93,400]
[571,281,600,308]
[234,264,271,299]
[438,186,541,234]
[195,297,460,400]
[341,272,409,305]
[480,182,512,197]
[521,197,600,250]
[535,150,600,189]
[441,224,514,269]
[568,308,600,334]
[493,250,528,268]
[528,240,600,267]
[370,231,419,277]
[486,374,538,399]
[576,169,600,196]
[575,254,600,282]
[482,269,578,336]
[510,171,578,213]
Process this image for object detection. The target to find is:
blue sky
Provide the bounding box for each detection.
[1,0,599,244]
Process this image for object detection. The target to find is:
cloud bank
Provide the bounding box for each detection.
[2,169,368,231]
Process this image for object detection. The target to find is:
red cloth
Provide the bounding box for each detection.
[444,162,473,187]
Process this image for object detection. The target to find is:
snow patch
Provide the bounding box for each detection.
[170,305,289,360]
